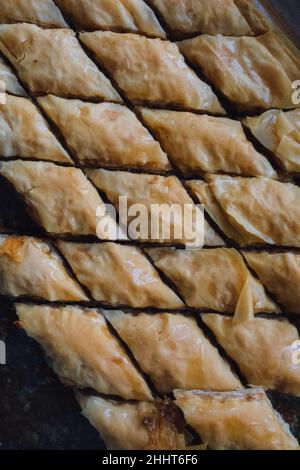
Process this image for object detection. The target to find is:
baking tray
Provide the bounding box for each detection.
[0,0,300,450]
[258,0,300,46]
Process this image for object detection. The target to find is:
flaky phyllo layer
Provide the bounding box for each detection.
[0,0,300,451]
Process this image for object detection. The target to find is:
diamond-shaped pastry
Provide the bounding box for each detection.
[0,235,87,301]
[244,109,300,173]
[0,24,121,100]
[80,31,224,113]
[148,0,269,37]
[88,169,224,246]
[175,389,299,450]
[188,176,300,247]
[0,161,121,238]
[38,95,170,170]
[179,31,300,111]
[104,310,242,393]
[140,107,276,177]
[16,304,152,400]
[55,0,165,37]
[78,395,187,450]
[243,251,300,314]
[233,0,271,34]
[147,247,278,313]
[203,311,300,396]
[0,55,26,96]
[0,0,68,28]
[0,94,71,163]
[57,241,184,308]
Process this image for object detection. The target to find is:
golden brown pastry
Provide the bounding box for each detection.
[0,24,121,101]
[148,0,269,37]
[38,95,170,170]
[0,56,26,96]
[202,305,300,396]
[175,389,299,450]
[0,161,121,238]
[55,0,165,37]
[233,0,271,34]
[16,304,152,400]
[0,94,71,163]
[0,0,68,28]
[88,169,224,246]
[0,235,87,301]
[80,32,224,114]
[147,247,278,313]
[140,108,276,177]
[187,179,253,245]
[179,31,300,111]
[243,251,300,314]
[187,176,300,247]
[244,109,300,172]
[104,310,242,393]
[57,241,183,308]
[78,395,187,450]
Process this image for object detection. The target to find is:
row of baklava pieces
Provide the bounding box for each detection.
[0,18,299,116]
[1,90,300,177]
[0,0,286,113]
[0,0,270,38]
[1,155,300,247]
[12,301,300,450]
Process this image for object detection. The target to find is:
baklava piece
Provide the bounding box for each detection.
[244,109,300,172]
[0,235,87,301]
[16,304,152,400]
[0,0,68,28]
[78,395,187,450]
[188,176,300,247]
[148,0,269,37]
[55,0,165,37]
[202,303,300,396]
[80,32,224,114]
[0,56,26,96]
[38,95,170,171]
[0,95,71,163]
[147,247,278,313]
[140,108,276,177]
[234,0,271,34]
[175,389,299,450]
[243,251,300,314]
[0,161,121,238]
[57,242,183,308]
[179,31,300,111]
[0,24,121,100]
[104,310,241,393]
[88,169,224,246]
